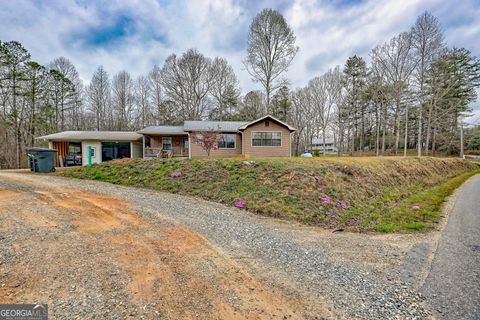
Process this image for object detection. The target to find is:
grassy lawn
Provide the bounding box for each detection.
[59,157,480,233]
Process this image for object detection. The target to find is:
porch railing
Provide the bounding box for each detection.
[144,147,188,158]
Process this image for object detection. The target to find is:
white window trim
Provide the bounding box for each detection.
[251,131,282,147]
[218,133,236,149]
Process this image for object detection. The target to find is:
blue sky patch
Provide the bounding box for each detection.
[79,14,135,48]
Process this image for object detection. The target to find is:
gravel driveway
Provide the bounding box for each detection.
[0,171,437,319]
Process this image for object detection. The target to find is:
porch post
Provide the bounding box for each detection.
[187,133,191,159]
[142,135,145,159]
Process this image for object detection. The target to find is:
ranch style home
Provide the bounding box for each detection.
[36,115,296,166]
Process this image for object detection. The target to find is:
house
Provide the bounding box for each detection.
[36,131,143,166]
[36,115,296,166]
[140,115,295,158]
[309,137,338,154]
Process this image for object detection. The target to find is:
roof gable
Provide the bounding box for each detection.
[237,115,296,132]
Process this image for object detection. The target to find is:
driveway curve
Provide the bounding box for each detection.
[422,174,480,319]
[0,171,434,319]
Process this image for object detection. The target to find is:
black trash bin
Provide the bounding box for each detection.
[26,148,57,173]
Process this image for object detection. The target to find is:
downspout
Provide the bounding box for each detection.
[142,135,145,159]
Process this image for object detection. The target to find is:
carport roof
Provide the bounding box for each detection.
[36,131,143,142]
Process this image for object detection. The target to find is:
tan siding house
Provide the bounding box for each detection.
[139,115,295,159]
[37,115,296,166]
[190,133,242,158]
[241,119,292,157]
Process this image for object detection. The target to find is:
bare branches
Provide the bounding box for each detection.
[244,8,298,109]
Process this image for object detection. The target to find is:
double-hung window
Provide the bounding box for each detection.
[218,134,236,149]
[252,132,281,147]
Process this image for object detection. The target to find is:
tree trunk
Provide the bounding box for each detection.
[322,129,326,157]
[417,105,422,157]
[459,116,464,158]
[403,105,408,157]
[375,105,380,156]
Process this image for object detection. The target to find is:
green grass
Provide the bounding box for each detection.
[374,169,480,232]
[59,157,480,233]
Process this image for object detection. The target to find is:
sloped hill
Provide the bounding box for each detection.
[60,157,480,232]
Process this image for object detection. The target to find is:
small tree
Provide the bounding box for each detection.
[191,128,222,156]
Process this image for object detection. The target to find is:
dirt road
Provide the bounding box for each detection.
[0,171,436,319]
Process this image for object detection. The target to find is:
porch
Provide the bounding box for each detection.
[143,135,189,158]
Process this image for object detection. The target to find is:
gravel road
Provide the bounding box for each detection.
[422,174,480,319]
[0,171,436,319]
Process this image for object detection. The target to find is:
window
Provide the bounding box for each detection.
[90,147,96,158]
[218,134,236,149]
[265,120,270,127]
[184,137,189,149]
[101,142,130,161]
[162,137,172,150]
[68,143,81,155]
[252,132,281,147]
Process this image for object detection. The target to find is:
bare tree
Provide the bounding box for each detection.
[160,49,213,120]
[371,32,416,155]
[87,66,110,131]
[411,11,445,156]
[290,87,310,155]
[148,65,163,123]
[112,70,135,130]
[135,75,151,128]
[244,8,298,109]
[48,57,82,131]
[209,57,240,120]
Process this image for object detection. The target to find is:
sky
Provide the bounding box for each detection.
[1,0,480,123]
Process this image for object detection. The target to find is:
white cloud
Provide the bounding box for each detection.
[0,0,479,114]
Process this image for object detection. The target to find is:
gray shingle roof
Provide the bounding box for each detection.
[137,126,185,135]
[183,121,249,132]
[36,131,142,141]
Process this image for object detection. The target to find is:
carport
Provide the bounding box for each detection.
[36,131,143,166]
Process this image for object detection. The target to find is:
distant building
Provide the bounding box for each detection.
[309,137,338,154]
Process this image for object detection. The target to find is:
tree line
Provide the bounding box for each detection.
[1,9,479,168]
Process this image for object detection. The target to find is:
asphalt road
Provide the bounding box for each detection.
[422,174,480,319]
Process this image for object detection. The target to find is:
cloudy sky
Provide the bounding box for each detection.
[1,0,480,123]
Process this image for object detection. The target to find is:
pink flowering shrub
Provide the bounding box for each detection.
[170,171,183,178]
[234,200,246,208]
[321,196,331,205]
[340,202,349,209]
